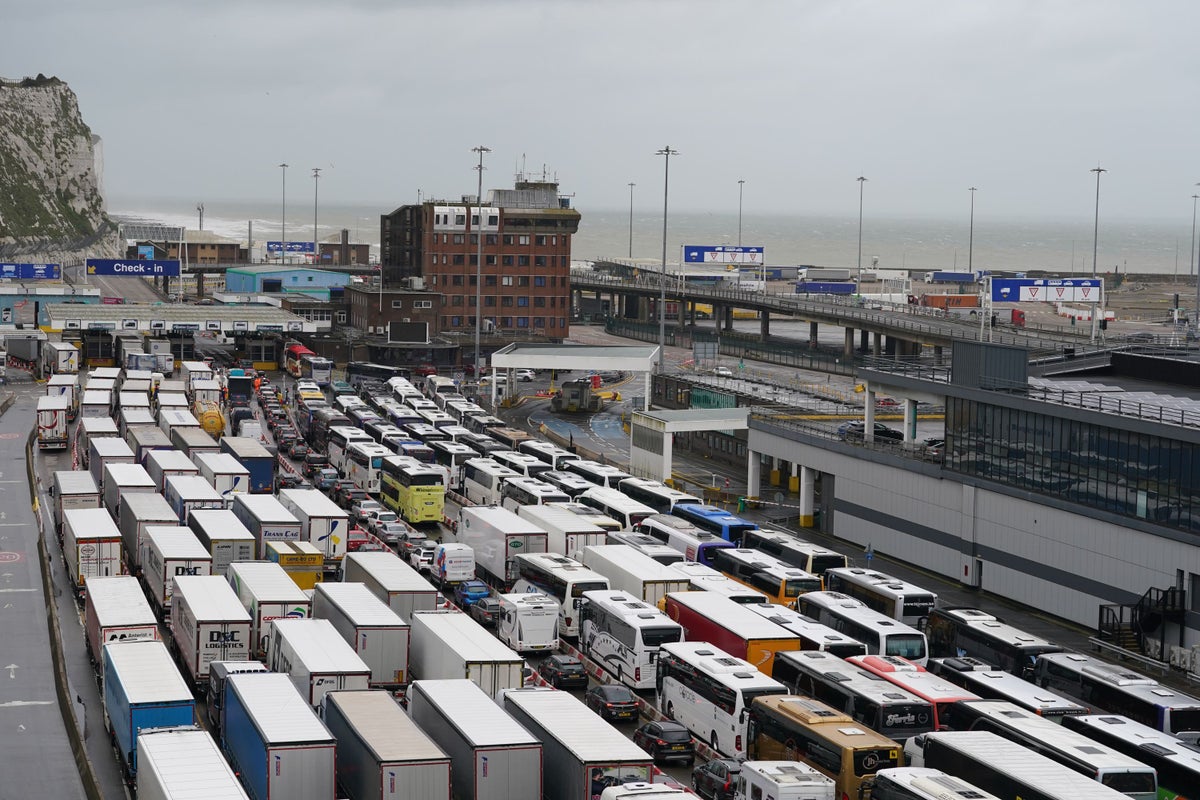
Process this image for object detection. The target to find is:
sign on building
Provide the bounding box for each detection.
[266,241,315,254]
[388,321,430,344]
[86,259,181,277]
[990,278,1102,304]
[683,245,765,265]
[0,263,60,280]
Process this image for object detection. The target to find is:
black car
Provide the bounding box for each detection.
[584,684,640,723]
[288,441,310,460]
[302,452,330,477]
[469,596,501,628]
[691,758,742,800]
[537,655,588,690]
[338,487,369,510]
[836,420,904,442]
[632,720,695,765]
[275,473,307,491]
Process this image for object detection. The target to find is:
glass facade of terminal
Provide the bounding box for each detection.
[945,397,1200,534]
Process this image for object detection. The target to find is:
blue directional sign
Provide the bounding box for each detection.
[990,278,1102,304]
[266,241,315,254]
[683,245,765,265]
[86,259,181,277]
[0,263,60,280]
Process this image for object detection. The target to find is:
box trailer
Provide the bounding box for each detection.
[46,373,80,420]
[170,575,253,688]
[84,575,159,663]
[170,426,220,460]
[42,340,79,375]
[663,591,801,673]
[102,640,196,780]
[408,678,543,800]
[36,394,70,450]
[188,509,256,577]
[90,436,136,492]
[136,726,250,800]
[140,526,213,614]
[457,506,548,590]
[409,610,524,699]
[119,492,180,574]
[143,449,199,493]
[581,545,691,607]
[231,494,302,558]
[265,540,325,590]
[221,672,336,800]
[502,688,654,800]
[77,416,119,465]
[62,507,123,591]
[342,551,439,622]
[324,690,452,800]
[164,474,226,523]
[104,462,156,523]
[278,488,349,563]
[127,425,173,465]
[312,582,409,688]
[219,436,275,494]
[180,360,213,388]
[191,378,222,407]
[120,408,156,440]
[206,660,269,738]
[267,618,372,711]
[81,388,112,419]
[516,504,606,560]
[52,469,101,533]
[158,408,200,440]
[193,452,251,498]
[227,561,312,659]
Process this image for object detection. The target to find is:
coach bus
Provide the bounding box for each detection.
[934,657,1088,720]
[825,567,937,627]
[578,487,656,530]
[283,343,315,377]
[345,441,392,494]
[665,563,770,605]
[1063,714,1200,800]
[871,768,1002,800]
[924,607,1063,677]
[797,591,929,666]
[299,354,333,387]
[848,654,982,731]
[510,553,609,638]
[579,589,683,690]
[744,603,868,658]
[380,455,445,525]
[327,425,374,474]
[637,514,735,567]
[671,504,758,542]
[709,548,823,606]
[346,361,409,388]
[739,528,848,576]
[662,591,800,673]
[617,478,702,513]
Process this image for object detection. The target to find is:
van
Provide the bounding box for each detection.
[736,761,836,800]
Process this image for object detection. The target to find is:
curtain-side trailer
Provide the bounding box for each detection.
[102,640,196,780]
[136,727,249,800]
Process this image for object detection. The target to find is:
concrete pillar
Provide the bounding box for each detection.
[843,327,855,359]
[798,466,816,527]
[662,428,674,483]
[196,272,205,298]
[723,306,734,332]
[760,312,770,339]
[904,397,918,444]
[747,450,762,497]
[864,388,876,441]
[884,336,897,356]
[810,321,819,347]
[788,461,800,493]
[637,296,650,322]
[714,305,724,333]
[933,344,944,364]
[872,332,882,356]
[769,457,781,487]
[859,328,869,353]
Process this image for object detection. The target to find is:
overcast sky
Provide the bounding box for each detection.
[5,0,1199,222]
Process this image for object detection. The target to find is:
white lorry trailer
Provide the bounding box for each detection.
[341,550,439,622]
[61,507,122,591]
[457,506,548,590]
[277,488,349,565]
[140,526,213,614]
[408,610,525,699]
[266,618,371,712]
[311,582,410,688]
[170,575,252,689]
[516,503,607,560]
[230,493,302,558]
[187,509,256,577]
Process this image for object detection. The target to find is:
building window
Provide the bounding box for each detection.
[533,317,545,327]
[549,317,556,328]
[453,255,465,265]
[452,275,464,286]
[469,275,478,286]
[485,234,498,245]
[469,255,478,266]
[485,296,496,307]
[550,297,556,307]
[501,317,513,327]
[502,256,514,266]
[536,235,547,246]
[518,235,530,245]
[560,256,569,267]
[452,234,465,245]
[470,234,478,245]
[501,276,513,286]
[518,276,530,286]
[471,214,479,226]
[455,214,465,225]
[551,235,557,245]
[485,255,497,266]
[534,276,546,287]
[559,317,566,328]
[518,256,529,266]
[501,296,514,307]
[503,235,514,245]
[336,311,347,323]
[391,300,403,309]
[534,296,546,307]
[517,317,529,328]
[488,214,499,225]
[451,296,463,306]
[413,300,433,309]
[535,256,547,267]
[517,296,529,307]
[485,276,497,286]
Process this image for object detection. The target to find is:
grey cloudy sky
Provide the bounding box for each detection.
[5,0,1199,221]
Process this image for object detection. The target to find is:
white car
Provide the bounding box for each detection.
[409,540,438,573]
[365,509,399,533]
[513,369,536,382]
[478,374,508,386]
[710,366,733,377]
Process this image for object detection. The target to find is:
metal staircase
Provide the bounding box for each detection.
[1098,586,1187,663]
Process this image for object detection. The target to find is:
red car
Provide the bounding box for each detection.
[412,364,438,377]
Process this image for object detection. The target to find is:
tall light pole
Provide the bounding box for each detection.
[472,145,491,380]
[737,179,745,247]
[968,187,977,274]
[628,182,636,258]
[1090,164,1107,343]
[856,176,867,290]
[312,167,321,267]
[279,162,288,264]
[1192,188,1200,326]
[656,146,678,371]
[196,203,204,231]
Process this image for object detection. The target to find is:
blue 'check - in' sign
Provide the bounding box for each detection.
[86,259,181,277]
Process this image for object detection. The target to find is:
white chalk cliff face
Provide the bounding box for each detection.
[0,74,120,262]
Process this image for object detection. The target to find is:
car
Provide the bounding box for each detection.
[350,498,383,520]
[364,509,399,533]
[469,596,501,628]
[710,366,733,377]
[375,521,407,545]
[325,478,355,500]
[274,473,311,491]
[453,579,491,607]
[338,487,369,510]
[409,540,437,572]
[836,420,904,442]
[394,530,429,559]
[584,684,640,723]
[313,468,340,491]
[288,441,310,460]
[922,437,945,459]
[537,654,588,690]
[691,758,742,800]
[513,369,535,382]
[412,364,439,377]
[478,374,508,386]
[632,720,695,765]
[303,452,331,477]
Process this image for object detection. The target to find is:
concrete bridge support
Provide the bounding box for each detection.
[810,321,819,347]
[859,328,869,353]
[844,327,855,359]
[723,306,734,332]
[747,451,762,498]
[760,312,770,339]
[798,466,816,527]
[873,332,882,356]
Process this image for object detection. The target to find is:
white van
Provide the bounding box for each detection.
[736,761,835,800]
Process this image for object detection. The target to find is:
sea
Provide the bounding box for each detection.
[109,197,1198,278]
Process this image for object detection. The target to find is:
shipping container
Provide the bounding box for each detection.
[62,507,123,590]
[312,582,410,688]
[140,526,213,615]
[36,394,70,450]
[265,540,325,590]
[456,506,548,589]
[136,726,250,800]
[104,462,156,524]
[221,672,336,800]
[409,610,524,699]
[278,488,350,563]
[408,678,543,800]
[516,504,607,561]
[188,509,257,577]
[194,452,251,498]
[119,492,180,575]
[219,437,275,494]
[663,591,801,673]
[170,425,221,460]
[502,688,654,800]
[170,575,253,687]
[102,640,196,779]
[52,469,101,533]
[324,690,452,800]
[342,551,439,622]
[267,618,372,711]
[231,494,303,558]
[84,575,159,664]
[919,293,980,309]
[164,474,226,523]
[143,449,199,493]
[227,561,312,659]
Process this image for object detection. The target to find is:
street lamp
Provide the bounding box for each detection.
[856,176,867,290]
[279,162,289,264]
[656,146,679,372]
[196,203,204,231]
[1090,164,1107,343]
[737,179,745,247]
[628,182,635,258]
[472,145,491,382]
[967,187,977,275]
[312,168,321,267]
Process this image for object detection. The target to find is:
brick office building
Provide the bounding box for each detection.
[381,179,580,343]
